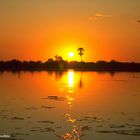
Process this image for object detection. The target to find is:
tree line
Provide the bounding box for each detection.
[0,59,140,71]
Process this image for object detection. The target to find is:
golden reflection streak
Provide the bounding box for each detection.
[55,70,84,139]
[68,70,74,93]
[62,106,82,140]
[66,95,74,106]
[60,70,82,139]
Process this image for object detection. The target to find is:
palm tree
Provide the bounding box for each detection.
[77,48,85,62]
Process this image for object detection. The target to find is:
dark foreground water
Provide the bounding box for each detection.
[0,70,140,140]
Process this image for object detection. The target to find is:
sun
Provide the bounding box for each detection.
[68,52,74,58]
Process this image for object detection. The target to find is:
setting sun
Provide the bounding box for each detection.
[68,52,74,58]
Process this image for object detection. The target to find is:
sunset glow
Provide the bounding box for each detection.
[0,0,140,62]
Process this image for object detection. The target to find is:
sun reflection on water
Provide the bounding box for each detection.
[60,70,83,140]
[68,70,74,93]
[54,70,84,139]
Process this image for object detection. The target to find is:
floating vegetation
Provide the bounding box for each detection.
[97,129,140,136]
[126,123,140,128]
[0,109,11,113]
[110,124,126,128]
[25,107,38,110]
[37,120,54,124]
[44,127,55,132]
[0,109,12,120]
[78,116,105,123]
[97,130,118,134]
[30,127,41,132]
[0,134,16,140]
[14,132,29,136]
[81,126,92,131]
[41,106,55,109]
[30,127,55,133]
[42,96,66,101]
[26,116,32,119]
[47,96,65,101]
[11,117,24,121]
[97,125,103,127]
[56,126,62,129]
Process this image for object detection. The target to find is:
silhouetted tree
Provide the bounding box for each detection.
[55,55,63,62]
[55,55,59,61]
[0,59,140,71]
[58,56,63,61]
[47,58,54,62]
[77,48,85,62]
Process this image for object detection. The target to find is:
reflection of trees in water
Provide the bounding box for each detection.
[97,71,116,77]
[0,70,4,75]
[78,72,84,88]
[55,71,64,80]
[109,71,116,77]
[17,71,21,78]
[47,71,54,75]
[3,71,22,79]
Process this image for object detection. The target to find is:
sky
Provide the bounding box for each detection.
[0,0,140,62]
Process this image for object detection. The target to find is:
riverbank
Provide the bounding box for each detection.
[0,60,140,72]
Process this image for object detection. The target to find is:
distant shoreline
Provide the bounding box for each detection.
[0,59,140,72]
[1,69,140,72]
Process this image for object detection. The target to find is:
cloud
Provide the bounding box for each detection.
[131,19,140,24]
[89,13,112,21]
[95,13,112,18]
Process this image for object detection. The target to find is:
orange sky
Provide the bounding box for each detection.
[0,0,140,62]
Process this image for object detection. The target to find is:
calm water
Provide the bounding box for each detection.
[0,70,140,140]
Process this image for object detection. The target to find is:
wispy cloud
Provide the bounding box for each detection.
[131,19,140,24]
[89,13,112,21]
